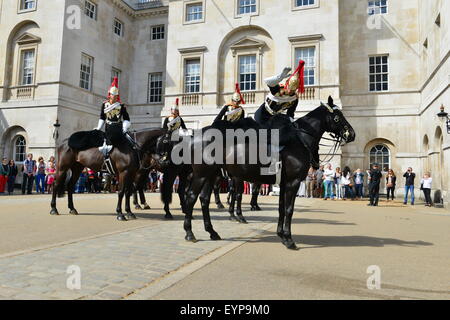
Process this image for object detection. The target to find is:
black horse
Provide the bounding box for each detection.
[160,99,355,249]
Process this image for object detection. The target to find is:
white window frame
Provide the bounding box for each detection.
[19,49,35,86]
[235,0,259,18]
[184,58,201,93]
[151,25,165,40]
[148,72,164,104]
[113,18,124,37]
[291,39,320,87]
[369,144,391,172]
[238,54,257,91]
[18,0,37,13]
[368,0,388,16]
[183,1,205,25]
[292,0,319,11]
[369,54,389,92]
[84,0,97,20]
[80,53,94,91]
[13,135,27,164]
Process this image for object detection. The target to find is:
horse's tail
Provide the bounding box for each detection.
[54,142,75,198]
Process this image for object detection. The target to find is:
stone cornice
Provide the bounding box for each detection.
[288,34,324,43]
[112,0,169,18]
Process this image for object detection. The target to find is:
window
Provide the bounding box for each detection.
[111,68,121,84]
[20,49,35,85]
[239,55,256,91]
[238,0,256,15]
[85,0,97,20]
[14,136,26,163]
[114,19,124,37]
[20,0,36,10]
[184,59,201,93]
[295,0,315,7]
[80,54,93,90]
[369,55,388,92]
[295,47,316,86]
[148,73,163,103]
[151,25,165,40]
[186,3,203,22]
[369,145,390,172]
[368,0,387,15]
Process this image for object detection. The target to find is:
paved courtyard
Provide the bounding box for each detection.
[0,192,449,300]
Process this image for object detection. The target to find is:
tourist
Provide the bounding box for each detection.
[45,161,56,194]
[149,169,158,192]
[420,173,433,207]
[76,169,87,194]
[323,163,335,200]
[0,158,9,194]
[22,154,36,195]
[7,160,18,195]
[386,169,397,201]
[173,175,179,193]
[45,156,56,192]
[367,163,383,206]
[342,166,355,200]
[353,169,365,200]
[297,181,306,197]
[403,167,416,205]
[35,157,46,194]
[334,167,343,200]
[306,167,316,198]
[315,165,324,198]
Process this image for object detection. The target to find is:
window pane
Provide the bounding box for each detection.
[186,3,203,21]
[185,59,201,93]
[239,55,256,91]
[295,47,316,85]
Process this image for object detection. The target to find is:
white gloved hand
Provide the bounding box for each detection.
[95,119,105,131]
[264,67,292,87]
[122,120,131,133]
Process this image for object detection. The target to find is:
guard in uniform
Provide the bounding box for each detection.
[163,98,187,131]
[96,77,133,157]
[214,83,245,123]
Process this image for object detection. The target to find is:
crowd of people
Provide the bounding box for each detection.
[0,154,434,208]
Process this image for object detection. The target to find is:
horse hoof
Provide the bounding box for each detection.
[237,217,248,224]
[210,233,222,241]
[135,205,143,210]
[69,209,79,215]
[216,203,225,209]
[285,241,298,250]
[50,209,59,216]
[127,213,137,220]
[251,205,262,211]
[143,204,151,210]
[229,215,238,222]
[164,214,174,220]
[117,215,127,221]
[185,234,197,243]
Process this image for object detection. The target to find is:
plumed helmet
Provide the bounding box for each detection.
[107,77,121,102]
[231,83,245,104]
[171,98,180,112]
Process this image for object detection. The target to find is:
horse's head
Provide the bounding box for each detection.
[320,96,355,144]
[155,132,173,168]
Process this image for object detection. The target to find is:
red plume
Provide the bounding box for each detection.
[235,83,245,105]
[176,98,179,106]
[286,60,305,94]
[107,76,121,102]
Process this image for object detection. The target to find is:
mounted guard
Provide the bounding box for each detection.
[95,77,137,158]
[214,83,246,123]
[163,98,187,131]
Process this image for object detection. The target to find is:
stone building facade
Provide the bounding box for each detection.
[0,0,448,206]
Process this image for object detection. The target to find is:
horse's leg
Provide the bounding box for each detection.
[213,175,225,209]
[184,175,207,242]
[251,183,262,211]
[162,171,176,219]
[133,190,142,210]
[234,179,247,224]
[282,179,301,250]
[124,173,137,220]
[277,182,286,241]
[177,170,187,213]
[116,171,127,221]
[67,164,83,215]
[50,170,67,215]
[228,179,238,221]
[140,188,151,210]
[199,178,221,240]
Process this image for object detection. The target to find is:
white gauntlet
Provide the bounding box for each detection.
[264,67,292,87]
[122,120,131,133]
[96,119,105,131]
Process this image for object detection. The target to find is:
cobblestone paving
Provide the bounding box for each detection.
[0,210,277,300]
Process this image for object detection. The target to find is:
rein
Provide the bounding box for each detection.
[296,127,343,165]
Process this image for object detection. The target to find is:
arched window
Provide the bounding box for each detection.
[369,145,390,172]
[14,135,26,163]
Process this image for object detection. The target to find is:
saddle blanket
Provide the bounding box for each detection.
[68,130,105,151]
